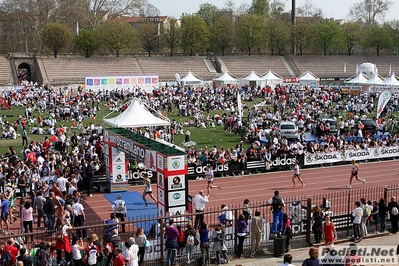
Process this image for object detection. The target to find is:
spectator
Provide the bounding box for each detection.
[199,222,210,265]
[0,194,10,234]
[343,243,361,266]
[268,190,285,238]
[21,200,34,243]
[212,224,229,264]
[165,219,179,266]
[236,214,247,259]
[283,213,292,253]
[55,217,72,265]
[387,196,399,234]
[378,198,387,233]
[242,199,252,224]
[1,238,19,266]
[371,200,380,234]
[134,227,147,266]
[123,240,139,266]
[112,194,127,233]
[280,253,296,266]
[302,246,321,266]
[16,247,32,266]
[71,237,85,266]
[72,197,86,239]
[193,190,208,229]
[113,246,125,266]
[104,213,118,241]
[84,241,100,266]
[218,204,233,227]
[351,201,363,241]
[322,215,336,246]
[312,206,323,244]
[184,222,196,264]
[250,210,263,257]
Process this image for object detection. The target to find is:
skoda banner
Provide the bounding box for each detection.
[376,90,392,118]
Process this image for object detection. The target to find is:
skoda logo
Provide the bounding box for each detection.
[306,155,313,163]
[116,165,122,170]
[373,149,380,157]
[383,91,391,99]
[173,193,181,200]
[172,161,180,169]
[341,152,347,160]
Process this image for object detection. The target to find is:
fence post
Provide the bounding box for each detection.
[384,187,388,205]
[306,198,312,244]
[346,190,351,237]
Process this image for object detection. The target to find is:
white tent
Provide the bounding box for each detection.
[360,72,383,85]
[380,72,399,87]
[345,72,369,84]
[180,71,203,86]
[103,98,170,128]
[297,71,319,87]
[261,70,283,86]
[212,71,239,87]
[240,70,263,87]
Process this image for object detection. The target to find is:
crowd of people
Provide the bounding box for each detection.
[0,79,398,266]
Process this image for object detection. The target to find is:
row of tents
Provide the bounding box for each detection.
[178,70,319,87]
[346,71,399,87]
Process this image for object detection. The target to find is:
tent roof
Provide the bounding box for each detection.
[261,70,283,81]
[180,71,203,85]
[103,99,170,128]
[380,72,399,86]
[360,72,383,85]
[298,71,319,81]
[241,70,263,81]
[212,71,239,84]
[345,72,369,84]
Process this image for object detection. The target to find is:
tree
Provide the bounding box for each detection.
[267,18,290,55]
[181,15,210,56]
[250,0,269,19]
[312,20,342,56]
[43,23,73,58]
[348,0,393,27]
[364,24,393,56]
[296,0,323,18]
[390,20,399,55]
[137,23,159,57]
[235,14,266,56]
[197,3,220,27]
[162,18,181,56]
[341,22,364,56]
[211,16,234,56]
[98,20,135,57]
[291,21,314,56]
[269,0,286,19]
[74,29,101,57]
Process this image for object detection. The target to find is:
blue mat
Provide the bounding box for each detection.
[104,191,157,234]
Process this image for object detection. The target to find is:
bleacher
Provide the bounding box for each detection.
[136,56,214,81]
[38,57,144,85]
[289,55,369,79]
[365,55,399,76]
[219,55,291,78]
[0,57,12,85]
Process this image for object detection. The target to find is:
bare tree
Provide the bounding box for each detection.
[347,0,393,27]
[296,0,323,18]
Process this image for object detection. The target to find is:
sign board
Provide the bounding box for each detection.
[85,75,159,93]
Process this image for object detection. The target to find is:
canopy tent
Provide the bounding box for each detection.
[240,70,263,87]
[103,98,170,128]
[179,71,203,87]
[360,72,383,86]
[297,71,319,87]
[379,72,399,87]
[345,72,369,85]
[261,70,283,86]
[212,71,239,87]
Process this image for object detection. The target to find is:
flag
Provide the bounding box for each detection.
[376,90,392,118]
[76,21,79,36]
[157,23,160,36]
[389,65,392,76]
[237,91,243,119]
[344,63,346,73]
[356,64,358,74]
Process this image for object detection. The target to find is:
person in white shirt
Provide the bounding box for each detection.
[292,160,305,188]
[218,204,234,227]
[123,239,139,266]
[351,201,363,241]
[56,174,68,196]
[112,194,127,233]
[193,190,208,229]
[279,253,296,266]
[204,166,221,196]
[71,237,85,265]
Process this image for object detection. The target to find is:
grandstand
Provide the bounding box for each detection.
[365,55,399,76]
[219,55,292,78]
[136,56,215,81]
[38,57,144,85]
[0,56,13,85]
[288,55,369,79]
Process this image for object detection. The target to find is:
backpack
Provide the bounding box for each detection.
[272,195,283,212]
[364,205,371,217]
[391,207,399,216]
[35,248,48,266]
[87,246,98,263]
[186,234,195,245]
[149,223,157,238]
[177,230,185,244]
[1,247,11,266]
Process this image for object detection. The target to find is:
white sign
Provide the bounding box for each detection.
[376,90,392,118]
[167,174,185,191]
[168,206,186,217]
[168,190,186,207]
[157,172,164,188]
[157,154,164,170]
[167,156,185,171]
[157,187,165,205]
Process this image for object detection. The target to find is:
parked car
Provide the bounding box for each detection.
[358,118,378,134]
[311,118,338,136]
[278,121,298,139]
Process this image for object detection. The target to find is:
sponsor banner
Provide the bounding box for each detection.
[305,146,399,166]
[112,163,126,183]
[168,174,185,191]
[128,169,154,182]
[157,187,165,205]
[168,190,186,207]
[157,172,164,188]
[168,206,186,217]
[157,203,165,217]
[112,147,125,164]
[157,153,164,171]
[167,155,185,172]
[376,90,392,118]
[145,150,157,171]
[114,135,148,162]
[85,75,158,93]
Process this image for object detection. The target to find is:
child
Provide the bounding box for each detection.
[177,225,185,257]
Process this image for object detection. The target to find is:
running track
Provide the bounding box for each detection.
[83,160,399,222]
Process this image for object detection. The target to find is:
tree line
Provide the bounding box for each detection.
[0,0,398,57]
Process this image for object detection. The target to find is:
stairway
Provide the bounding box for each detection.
[281,56,299,77]
[217,57,228,73]
[202,57,217,73]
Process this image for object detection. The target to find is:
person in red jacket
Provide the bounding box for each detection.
[113,247,125,266]
[1,238,19,265]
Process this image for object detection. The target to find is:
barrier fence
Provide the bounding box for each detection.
[1,184,398,265]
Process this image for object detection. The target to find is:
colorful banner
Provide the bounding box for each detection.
[305,146,399,166]
[376,90,392,118]
[85,75,158,93]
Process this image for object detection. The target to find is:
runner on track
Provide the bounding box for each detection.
[292,160,305,188]
[204,166,221,196]
[347,160,366,189]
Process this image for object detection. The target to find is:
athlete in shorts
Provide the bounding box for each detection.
[347,160,366,189]
[204,166,221,196]
[292,160,305,188]
[141,173,158,207]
